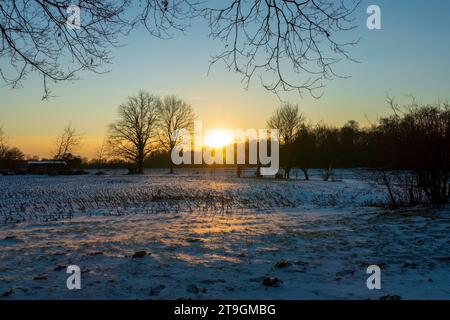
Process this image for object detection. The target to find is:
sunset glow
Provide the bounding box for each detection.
[203,129,234,149]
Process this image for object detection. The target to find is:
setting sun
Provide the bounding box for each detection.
[203,129,234,148]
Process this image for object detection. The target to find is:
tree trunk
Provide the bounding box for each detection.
[284,167,291,179]
[255,165,261,178]
[381,171,398,208]
[302,168,309,180]
[169,146,174,174]
[137,155,144,174]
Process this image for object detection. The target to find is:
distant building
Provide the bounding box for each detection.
[0,160,28,174]
[0,160,68,175]
[27,161,67,174]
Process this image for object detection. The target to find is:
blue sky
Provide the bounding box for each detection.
[1,0,450,157]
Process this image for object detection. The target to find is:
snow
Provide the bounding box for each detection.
[0,169,449,299]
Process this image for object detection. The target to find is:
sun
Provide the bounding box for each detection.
[203,129,234,148]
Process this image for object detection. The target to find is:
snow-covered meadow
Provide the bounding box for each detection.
[0,169,449,299]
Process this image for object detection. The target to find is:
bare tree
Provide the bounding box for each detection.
[293,124,316,180]
[267,103,304,178]
[204,0,361,97]
[1,1,359,98]
[157,95,195,174]
[53,124,81,160]
[94,137,108,166]
[0,126,25,161]
[3,147,24,161]
[108,91,159,174]
[372,98,450,204]
[0,126,8,158]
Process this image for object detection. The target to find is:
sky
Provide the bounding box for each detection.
[1,0,450,158]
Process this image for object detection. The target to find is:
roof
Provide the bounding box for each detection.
[27,161,67,165]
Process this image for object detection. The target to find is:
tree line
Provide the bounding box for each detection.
[0,91,195,175]
[267,99,449,205]
[1,91,449,204]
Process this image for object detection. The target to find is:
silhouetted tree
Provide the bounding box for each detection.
[2,147,24,161]
[53,124,81,160]
[338,120,363,166]
[0,0,197,99]
[144,150,171,168]
[60,153,83,170]
[293,124,316,180]
[0,126,7,158]
[372,99,450,204]
[205,0,360,97]
[108,91,159,174]
[267,103,304,179]
[93,137,109,167]
[0,128,25,173]
[157,95,195,174]
[313,123,340,170]
[0,127,24,161]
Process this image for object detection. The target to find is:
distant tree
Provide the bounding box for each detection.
[53,124,81,160]
[339,120,362,166]
[26,155,40,161]
[372,99,450,204]
[0,126,7,158]
[93,137,108,167]
[3,147,24,161]
[60,153,83,170]
[144,150,171,168]
[157,95,195,174]
[267,103,304,178]
[108,91,159,174]
[313,123,340,169]
[341,120,360,145]
[293,124,316,180]
[0,127,24,161]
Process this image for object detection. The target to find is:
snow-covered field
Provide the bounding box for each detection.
[0,169,449,299]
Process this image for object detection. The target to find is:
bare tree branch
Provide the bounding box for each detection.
[204,0,360,97]
[0,0,199,99]
[0,0,360,98]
